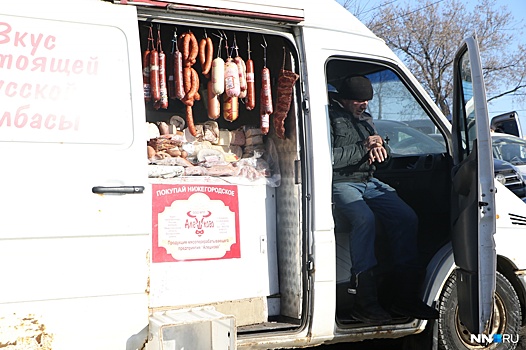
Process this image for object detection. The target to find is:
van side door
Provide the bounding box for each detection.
[450,35,496,335]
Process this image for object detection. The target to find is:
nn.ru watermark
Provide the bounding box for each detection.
[470,333,519,344]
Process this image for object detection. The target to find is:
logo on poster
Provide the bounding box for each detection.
[186,210,213,236]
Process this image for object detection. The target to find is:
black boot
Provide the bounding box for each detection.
[349,269,392,323]
[390,269,439,320]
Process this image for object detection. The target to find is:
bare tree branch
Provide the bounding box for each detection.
[364,0,526,117]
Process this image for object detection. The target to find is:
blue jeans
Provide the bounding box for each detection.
[332,178,419,277]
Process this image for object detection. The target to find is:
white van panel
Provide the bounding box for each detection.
[0,1,149,349]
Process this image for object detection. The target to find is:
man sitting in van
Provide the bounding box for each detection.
[330,75,439,323]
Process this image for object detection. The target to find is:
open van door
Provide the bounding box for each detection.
[450,35,497,335]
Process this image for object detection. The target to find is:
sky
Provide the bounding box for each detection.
[337,0,526,127]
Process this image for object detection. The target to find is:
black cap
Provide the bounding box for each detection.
[338,75,373,101]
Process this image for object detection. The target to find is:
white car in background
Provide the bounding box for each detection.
[492,132,526,180]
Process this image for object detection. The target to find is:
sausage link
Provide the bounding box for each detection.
[260,114,270,135]
[183,67,199,106]
[186,105,197,136]
[157,51,168,109]
[234,56,247,98]
[260,67,273,114]
[198,38,207,69]
[150,49,160,103]
[174,51,185,100]
[245,58,256,110]
[142,49,151,102]
[184,32,198,67]
[203,37,213,76]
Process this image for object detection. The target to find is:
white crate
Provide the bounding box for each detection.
[148,307,236,350]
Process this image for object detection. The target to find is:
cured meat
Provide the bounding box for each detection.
[273,69,299,139]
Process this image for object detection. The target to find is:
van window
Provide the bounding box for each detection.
[327,61,446,156]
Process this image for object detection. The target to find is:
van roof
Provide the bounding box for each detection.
[111,0,379,40]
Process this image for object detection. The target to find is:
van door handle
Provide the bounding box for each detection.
[92,186,145,194]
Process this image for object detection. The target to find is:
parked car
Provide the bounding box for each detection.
[375,120,526,198]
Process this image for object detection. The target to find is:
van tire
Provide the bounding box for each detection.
[437,271,522,350]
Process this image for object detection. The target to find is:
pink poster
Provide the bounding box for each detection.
[152,183,241,263]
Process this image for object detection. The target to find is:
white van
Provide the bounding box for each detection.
[1,1,525,349]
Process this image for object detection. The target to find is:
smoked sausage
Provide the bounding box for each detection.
[183,31,198,67]
[199,37,213,77]
[245,58,256,110]
[149,49,161,103]
[234,56,247,99]
[174,50,185,100]
[260,67,273,114]
[186,105,197,137]
[157,50,168,109]
[182,67,199,106]
[260,67,273,134]
[142,49,151,102]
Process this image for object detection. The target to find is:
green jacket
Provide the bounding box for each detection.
[330,105,388,183]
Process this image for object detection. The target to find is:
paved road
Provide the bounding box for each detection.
[285,325,526,349]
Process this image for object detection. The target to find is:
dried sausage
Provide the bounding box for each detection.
[245,58,256,110]
[142,50,151,102]
[174,51,185,100]
[157,51,168,109]
[260,67,273,134]
[260,67,273,114]
[150,49,161,103]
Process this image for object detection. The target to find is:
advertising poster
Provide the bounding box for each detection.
[152,183,240,262]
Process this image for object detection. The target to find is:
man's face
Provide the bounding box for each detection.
[342,99,369,118]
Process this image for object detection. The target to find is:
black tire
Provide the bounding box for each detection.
[438,271,522,350]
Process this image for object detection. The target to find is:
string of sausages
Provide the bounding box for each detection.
[141,26,289,137]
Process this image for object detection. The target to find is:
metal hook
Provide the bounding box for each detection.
[221,30,230,57]
[233,34,239,57]
[261,35,268,67]
[247,33,251,60]
[171,28,178,53]
[212,32,223,58]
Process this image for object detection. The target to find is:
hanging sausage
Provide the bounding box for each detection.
[274,47,299,139]
[245,34,256,111]
[259,36,273,135]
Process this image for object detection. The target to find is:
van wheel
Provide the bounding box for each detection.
[438,271,522,349]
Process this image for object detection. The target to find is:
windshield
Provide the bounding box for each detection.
[492,135,526,166]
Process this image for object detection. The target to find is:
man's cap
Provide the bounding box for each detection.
[338,75,373,101]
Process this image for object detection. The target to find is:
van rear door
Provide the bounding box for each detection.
[0,2,149,347]
[450,35,496,335]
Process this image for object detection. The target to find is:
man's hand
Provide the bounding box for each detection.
[368,145,387,164]
[364,135,387,164]
[364,135,383,150]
